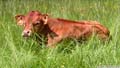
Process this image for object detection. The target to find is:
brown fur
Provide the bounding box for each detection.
[15,11,110,47]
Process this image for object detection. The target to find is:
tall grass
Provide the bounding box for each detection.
[0,0,120,68]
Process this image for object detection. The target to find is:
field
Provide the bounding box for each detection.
[0,0,120,68]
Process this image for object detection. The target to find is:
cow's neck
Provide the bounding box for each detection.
[47,18,59,28]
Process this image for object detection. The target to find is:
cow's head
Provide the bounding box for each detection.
[15,11,48,38]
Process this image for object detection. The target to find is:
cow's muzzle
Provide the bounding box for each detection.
[22,30,31,38]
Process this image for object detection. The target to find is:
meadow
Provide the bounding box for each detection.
[0,0,120,68]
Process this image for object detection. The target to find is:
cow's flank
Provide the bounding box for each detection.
[15,11,110,47]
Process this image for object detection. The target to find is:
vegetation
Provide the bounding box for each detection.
[0,0,120,68]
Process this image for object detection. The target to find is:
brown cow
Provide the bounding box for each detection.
[15,11,110,47]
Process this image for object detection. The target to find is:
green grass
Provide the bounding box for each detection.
[0,0,120,68]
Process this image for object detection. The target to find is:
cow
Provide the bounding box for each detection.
[15,11,110,47]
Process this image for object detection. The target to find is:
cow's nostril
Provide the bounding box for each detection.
[22,30,30,37]
[27,31,29,34]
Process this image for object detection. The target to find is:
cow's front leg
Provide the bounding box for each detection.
[47,36,62,48]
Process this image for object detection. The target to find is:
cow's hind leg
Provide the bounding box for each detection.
[97,33,111,43]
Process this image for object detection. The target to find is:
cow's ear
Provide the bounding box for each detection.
[42,14,48,25]
[15,15,25,26]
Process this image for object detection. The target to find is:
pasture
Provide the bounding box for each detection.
[0,0,120,68]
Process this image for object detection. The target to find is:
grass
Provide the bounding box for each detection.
[0,0,120,68]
